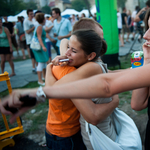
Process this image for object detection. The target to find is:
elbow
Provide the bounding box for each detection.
[87,117,101,126]
[131,101,143,111]
[103,80,113,98]
[86,111,103,125]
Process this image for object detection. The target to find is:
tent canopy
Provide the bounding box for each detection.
[61,9,79,16]
[2,10,51,22]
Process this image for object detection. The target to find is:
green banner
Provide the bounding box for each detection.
[95,0,119,55]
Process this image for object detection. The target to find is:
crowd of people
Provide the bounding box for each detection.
[0,8,97,85]
[117,1,150,47]
[1,1,150,150]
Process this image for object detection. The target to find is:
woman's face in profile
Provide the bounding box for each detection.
[65,35,89,67]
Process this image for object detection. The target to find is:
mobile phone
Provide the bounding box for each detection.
[59,59,69,62]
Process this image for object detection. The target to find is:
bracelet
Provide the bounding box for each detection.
[36,86,47,103]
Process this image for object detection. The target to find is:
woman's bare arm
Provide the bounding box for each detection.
[4,27,12,52]
[45,63,57,86]
[71,95,119,125]
[51,62,103,86]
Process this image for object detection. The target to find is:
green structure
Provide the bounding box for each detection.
[95,0,120,67]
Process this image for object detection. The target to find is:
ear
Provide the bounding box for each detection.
[87,52,96,61]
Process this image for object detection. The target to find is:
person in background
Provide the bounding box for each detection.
[121,7,130,43]
[0,17,15,77]
[131,6,140,41]
[117,9,124,47]
[16,16,30,59]
[52,8,72,55]
[76,14,80,20]
[126,10,132,42]
[23,9,37,73]
[80,13,86,19]
[134,0,150,23]
[3,16,19,57]
[71,14,77,26]
[44,16,56,63]
[32,13,49,86]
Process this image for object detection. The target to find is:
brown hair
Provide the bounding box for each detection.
[35,13,45,24]
[72,29,105,61]
[72,18,106,56]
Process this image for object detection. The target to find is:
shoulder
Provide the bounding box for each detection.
[80,62,103,72]
[53,65,76,79]
[75,62,103,78]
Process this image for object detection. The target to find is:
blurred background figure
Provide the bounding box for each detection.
[44,16,56,63]
[0,17,15,77]
[117,10,124,47]
[3,16,19,58]
[71,14,77,26]
[121,7,130,43]
[16,16,29,59]
[126,10,132,42]
[76,14,80,20]
[131,6,140,41]
[80,13,86,19]
[24,9,37,73]
[32,13,49,86]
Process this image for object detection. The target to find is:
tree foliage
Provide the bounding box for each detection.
[0,0,37,16]
[117,0,127,8]
[24,1,38,10]
[71,0,87,11]
[41,6,51,14]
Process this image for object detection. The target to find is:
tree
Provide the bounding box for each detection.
[41,5,51,14]
[71,0,87,11]
[24,1,38,10]
[83,0,92,16]
[0,0,26,16]
[117,0,127,8]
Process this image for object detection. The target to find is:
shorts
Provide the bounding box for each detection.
[27,44,35,59]
[11,35,18,48]
[0,47,11,54]
[118,28,122,34]
[122,25,130,34]
[19,40,27,49]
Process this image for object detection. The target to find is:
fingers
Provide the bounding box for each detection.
[9,106,32,124]
[60,62,68,66]
[52,55,68,66]
[0,100,13,115]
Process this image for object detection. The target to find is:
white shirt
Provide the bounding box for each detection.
[43,20,56,42]
[23,18,34,45]
[132,10,137,26]
[117,12,122,29]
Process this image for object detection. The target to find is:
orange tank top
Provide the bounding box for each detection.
[46,65,80,137]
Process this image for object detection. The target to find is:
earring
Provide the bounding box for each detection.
[88,59,90,60]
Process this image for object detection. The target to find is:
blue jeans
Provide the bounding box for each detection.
[45,130,86,150]
[46,42,51,57]
[51,41,60,55]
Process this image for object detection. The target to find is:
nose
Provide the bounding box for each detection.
[65,48,71,56]
[143,29,150,41]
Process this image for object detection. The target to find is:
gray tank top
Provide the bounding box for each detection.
[79,59,116,150]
